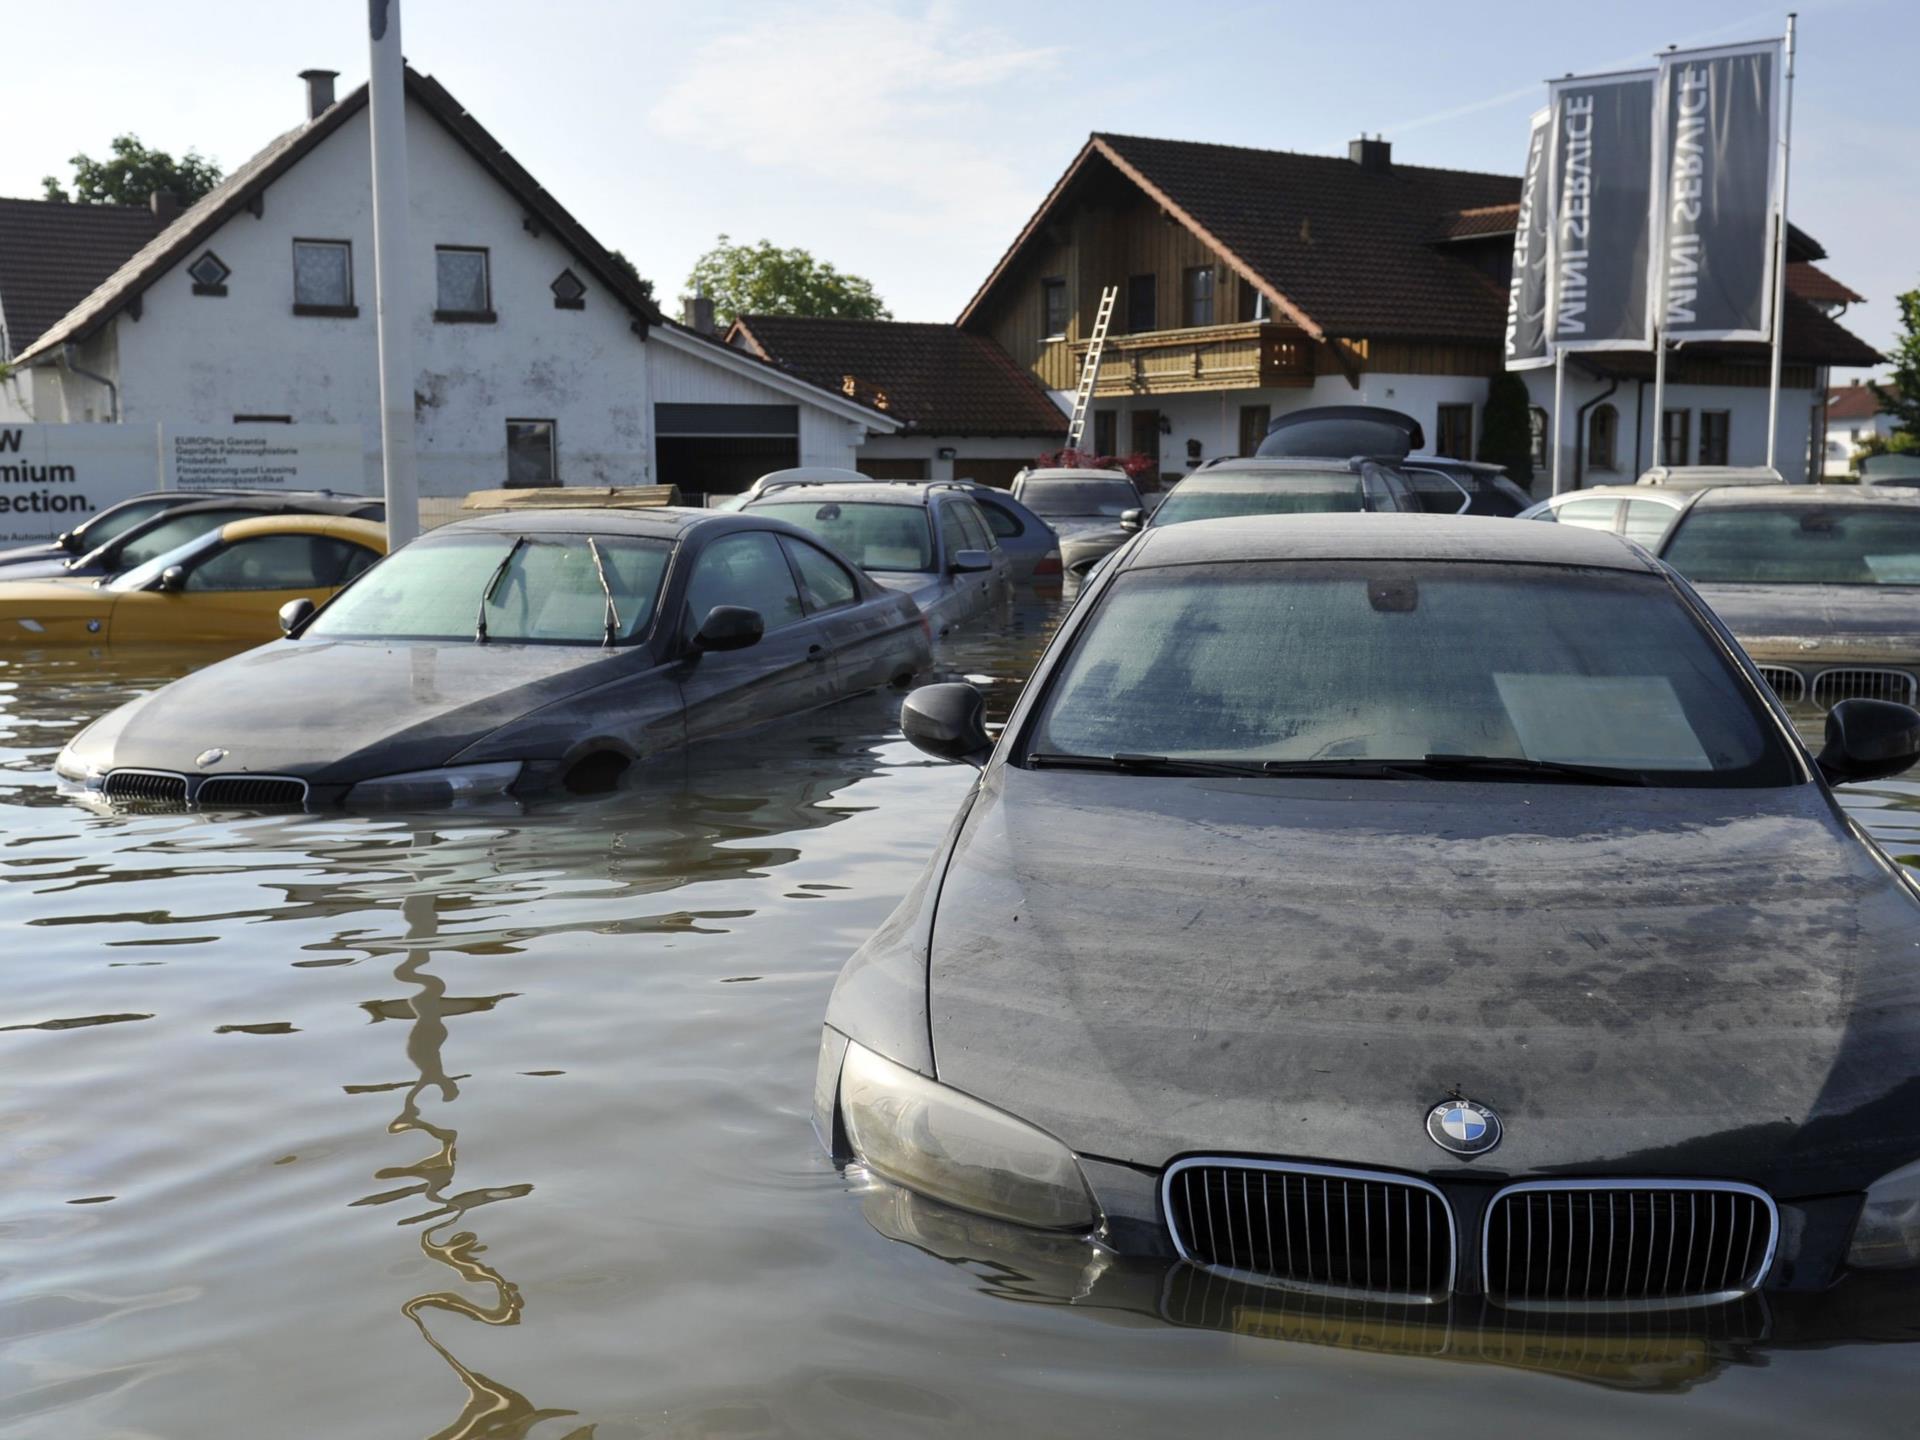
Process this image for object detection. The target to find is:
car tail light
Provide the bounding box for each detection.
[1033,551,1063,578]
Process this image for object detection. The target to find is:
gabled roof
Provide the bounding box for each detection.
[960,133,1520,342]
[1431,201,1832,264]
[1826,382,1895,422]
[15,65,667,366]
[726,315,1067,437]
[1790,261,1865,307]
[0,198,163,359]
[652,319,900,431]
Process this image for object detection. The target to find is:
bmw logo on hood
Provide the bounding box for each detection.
[1426,1098,1502,1157]
[196,748,228,769]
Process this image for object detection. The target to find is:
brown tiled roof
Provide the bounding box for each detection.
[1826,382,1895,421]
[728,315,1067,437]
[15,66,668,366]
[1429,203,1520,241]
[1790,261,1865,307]
[0,198,163,358]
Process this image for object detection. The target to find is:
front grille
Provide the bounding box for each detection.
[1484,1182,1776,1308]
[195,775,308,809]
[1165,1160,1453,1302]
[101,769,188,805]
[1812,667,1917,708]
[1753,664,1805,704]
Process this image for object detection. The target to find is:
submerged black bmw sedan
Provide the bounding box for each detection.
[815,514,1920,1312]
[57,507,930,807]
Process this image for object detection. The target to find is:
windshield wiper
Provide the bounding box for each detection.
[1028,751,1337,778]
[1413,753,1650,787]
[586,536,620,647]
[475,536,524,644]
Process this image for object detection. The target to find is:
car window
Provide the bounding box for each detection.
[111,509,259,569]
[751,500,934,572]
[1661,506,1920,585]
[1362,468,1409,512]
[1551,498,1622,532]
[957,500,997,552]
[976,497,1024,540]
[1029,560,1795,787]
[1621,500,1680,548]
[307,533,670,642]
[76,496,179,549]
[937,503,972,563]
[782,536,859,613]
[1018,480,1139,519]
[182,534,372,592]
[686,531,806,633]
[1154,472,1363,525]
[1403,470,1471,515]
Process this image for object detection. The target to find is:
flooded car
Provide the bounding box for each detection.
[1654,486,1920,715]
[0,514,387,652]
[745,481,1012,636]
[54,507,930,808]
[1011,468,1146,577]
[816,513,1920,1324]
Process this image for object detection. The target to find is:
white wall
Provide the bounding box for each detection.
[37,96,876,498]
[856,432,1054,480]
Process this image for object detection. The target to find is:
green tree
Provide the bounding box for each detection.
[1871,287,1920,439]
[1476,370,1536,483]
[685,234,890,326]
[43,133,222,207]
[606,249,656,306]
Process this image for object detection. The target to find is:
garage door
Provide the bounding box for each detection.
[952,458,1026,490]
[655,404,800,500]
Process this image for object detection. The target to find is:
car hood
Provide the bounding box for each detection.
[1692,583,1920,656]
[927,767,1920,1194]
[1058,524,1130,555]
[71,637,638,782]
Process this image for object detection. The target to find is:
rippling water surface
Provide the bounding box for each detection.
[2,608,1918,1439]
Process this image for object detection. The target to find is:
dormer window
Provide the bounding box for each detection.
[188,251,230,296]
[550,268,586,310]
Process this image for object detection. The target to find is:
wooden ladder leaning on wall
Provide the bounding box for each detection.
[1063,286,1119,452]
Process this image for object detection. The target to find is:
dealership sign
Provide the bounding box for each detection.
[0,423,367,544]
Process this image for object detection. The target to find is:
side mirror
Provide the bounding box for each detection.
[1119,508,1144,533]
[948,548,993,575]
[693,604,764,653]
[156,564,187,593]
[901,682,993,767]
[1816,698,1920,786]
[279,597,316,635]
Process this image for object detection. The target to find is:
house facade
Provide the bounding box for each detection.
[725,314,1066,489]
[9,69,893,499]
[960,134,1880,489]
[1823,380,1901,475]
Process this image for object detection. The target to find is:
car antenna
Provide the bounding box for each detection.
[587,536,621,647]
[475,536,524,644]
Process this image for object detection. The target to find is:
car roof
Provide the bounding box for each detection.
[1189,457,1369,477]
[1636,465,1785,488]
[1018,468,1131,482]
[1686,484,1920,509]
[746,482,961,508]
[220,514,388,547]
[754,467,870,485]
[1402,455,1506,477]
[435,506,716,537]
[1549,484,1689,505]
[1123,512,1660,572]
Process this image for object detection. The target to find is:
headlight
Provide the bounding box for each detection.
[1849,1158,1920,1269]
[837,1041,1099,1232]
[346,761,522,806]
[53,744,103,787]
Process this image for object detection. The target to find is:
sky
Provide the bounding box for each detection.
[5,0,1912,370]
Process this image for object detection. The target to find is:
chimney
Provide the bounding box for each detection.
[1348,134,1392,174]
[682,289,716,334]
[149,189,182,221]
[300,68,340,122]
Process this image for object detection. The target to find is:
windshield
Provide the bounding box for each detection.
[106,532,222,592]
[751,500,932,572]
[1028,561,1794,786]
[1153,472,1363,526]
[1019,480,1139,519]
[104,508,258,570]
[306,532,671,642]
[71,495,180,551]
[1661,505,1920,585]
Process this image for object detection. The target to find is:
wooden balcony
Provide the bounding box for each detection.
[1068,321,1316,397]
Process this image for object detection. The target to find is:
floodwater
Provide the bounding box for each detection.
[2,605,1919,1439]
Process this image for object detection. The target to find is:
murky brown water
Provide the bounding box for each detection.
[3,605,1919,1439]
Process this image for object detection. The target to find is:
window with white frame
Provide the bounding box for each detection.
[292,239,353,313]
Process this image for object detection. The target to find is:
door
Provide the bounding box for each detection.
[112,532,377,646]
[1129,410,1161,485]
[675,530,833,741]
[781,534,902,694]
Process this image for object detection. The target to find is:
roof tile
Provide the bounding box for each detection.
[0,198,164,357]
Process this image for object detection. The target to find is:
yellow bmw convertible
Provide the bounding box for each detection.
[0,514,387,650]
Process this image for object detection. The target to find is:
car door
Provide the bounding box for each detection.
[675,529,835,742]
[954,498,1012,605]
[779,533,900,695]
[111,532,378,646]
[1402,468,1472,514]
[933,498,989,624]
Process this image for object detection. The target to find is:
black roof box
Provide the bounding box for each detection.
[1257,406,1425,461]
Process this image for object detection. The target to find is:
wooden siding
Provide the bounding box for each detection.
[1069,322,1314,396]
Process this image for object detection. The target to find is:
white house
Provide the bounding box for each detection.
[1823,380,1901,475]
[7,68,895,499]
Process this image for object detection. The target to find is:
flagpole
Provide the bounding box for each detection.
[368,0,419,548]
[1765,12,1798,475]
[1552,350,1567,493]
[1652,331,1667,470]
